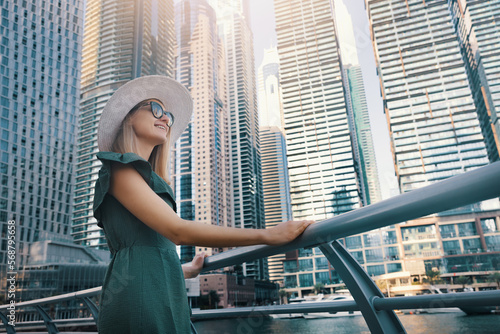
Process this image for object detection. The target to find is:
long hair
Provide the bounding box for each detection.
[111,104,172,185]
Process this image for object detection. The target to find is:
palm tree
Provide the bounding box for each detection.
[208,290,220,309]
[313,283,325,295]
[424,269,441,285]
[278,289,290,305]
[487,272,500,290]
[454,276,470,290]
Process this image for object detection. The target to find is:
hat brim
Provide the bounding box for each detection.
[97,75,193,152]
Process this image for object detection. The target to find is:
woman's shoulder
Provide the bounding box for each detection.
[96,151,148,165]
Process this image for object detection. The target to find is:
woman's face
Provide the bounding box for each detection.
[129,100,171,146]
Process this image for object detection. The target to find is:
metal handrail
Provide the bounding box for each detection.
[202,161,500,272]
[1,161,500,333]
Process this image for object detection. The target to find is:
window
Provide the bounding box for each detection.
[481,218,497,234]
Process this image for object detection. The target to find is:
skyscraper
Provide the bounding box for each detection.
[258,47,292,284]
[173,0,232,263]
[344,64,382,205]
[208,0,266,280]
[365,0,500,291]
[0,0,84,284]
[275,0,362,221]
[73,0,176,249]
[449,0,500,162]
[366,0,490,195]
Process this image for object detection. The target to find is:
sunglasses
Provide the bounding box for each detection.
[136,100,175,127]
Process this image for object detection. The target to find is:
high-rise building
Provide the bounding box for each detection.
[365,0,500,291]
[258,47,292,284]
[208,0,266,280]
[366,0,491,195]
[273,0,409,297]
[275,0,362,221]
[449,0,500,162]
[73,0,176,249]
[173,0,232,263]
[0,0,84,288]
[344,65,382,205]
[258,48,284,129]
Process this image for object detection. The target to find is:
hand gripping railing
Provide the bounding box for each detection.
[1,161,500,334]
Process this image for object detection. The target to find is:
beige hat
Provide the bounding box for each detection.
[97,75,193,152]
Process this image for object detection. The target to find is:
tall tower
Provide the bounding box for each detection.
[344,65,382,205]
[73,0,175,249]
[258,47,292,284]
[275,0,362,220]
[0,0,84,285]
[173,0,232,263]
[208,0,266,280]
[365,0,500,289]
[449,0,500,162]
[366,0,490,197]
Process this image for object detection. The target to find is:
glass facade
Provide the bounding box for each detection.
[275,0,362,221]
[0,0,84,285]
[73,0,175,249]
[173,0,232,263]
[344,65,382,205]
[367,0,491,195]
[450,0,500,162]
[208,0,266,280]
[258,47,292,284]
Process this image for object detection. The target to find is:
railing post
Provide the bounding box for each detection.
[0,312,16,334]
[34,305,59,334]
[319,241,406,334]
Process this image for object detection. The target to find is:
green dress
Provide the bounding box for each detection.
[93,151,192,333]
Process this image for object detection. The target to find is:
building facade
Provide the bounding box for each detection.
[366,0,492,196]
[0,0,84,288]
[208,0,266,280]
[344,65,382,205]
[257,47,292,285]
[364,0,500,292]
[73,0,176,249]
[173,0,232,262]
[449,0,500,162]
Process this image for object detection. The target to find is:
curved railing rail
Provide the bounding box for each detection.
[1,161,500,333]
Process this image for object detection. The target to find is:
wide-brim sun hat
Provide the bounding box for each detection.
[97,75,193,152]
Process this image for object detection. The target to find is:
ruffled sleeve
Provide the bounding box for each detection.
[93,151,154,228]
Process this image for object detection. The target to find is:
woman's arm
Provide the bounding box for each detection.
[108,162,313,247]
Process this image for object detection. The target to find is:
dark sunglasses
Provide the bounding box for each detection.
[136,100,175,127]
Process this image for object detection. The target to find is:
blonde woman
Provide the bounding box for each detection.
[93,76,313,333]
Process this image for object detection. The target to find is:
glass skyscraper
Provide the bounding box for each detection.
[173,0,232,263]
[258,47,292,284]
[367,0,490,194]
[208,0,266,280]
[344,64,382,205]
[0,0,84,288]
[450,0,500,162]
[73,0,175,249]
[365,0,500,292]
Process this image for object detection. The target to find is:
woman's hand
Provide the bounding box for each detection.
[182,252,208,279]
[263,220,314,246]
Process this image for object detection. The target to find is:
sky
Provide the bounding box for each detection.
[249,0,399,199]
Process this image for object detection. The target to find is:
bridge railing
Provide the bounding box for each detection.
[1,161,500,333]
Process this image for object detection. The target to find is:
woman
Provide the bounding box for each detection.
[93,76,313,333]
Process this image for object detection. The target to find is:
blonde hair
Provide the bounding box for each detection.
[111,104,172,185]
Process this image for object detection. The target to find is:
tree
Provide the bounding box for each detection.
[455,276,470,290]
[487,272,500,290]
[208,290,220,309]
[279,289,290,305]
[313,283,325,295]
[424,269,441,285]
